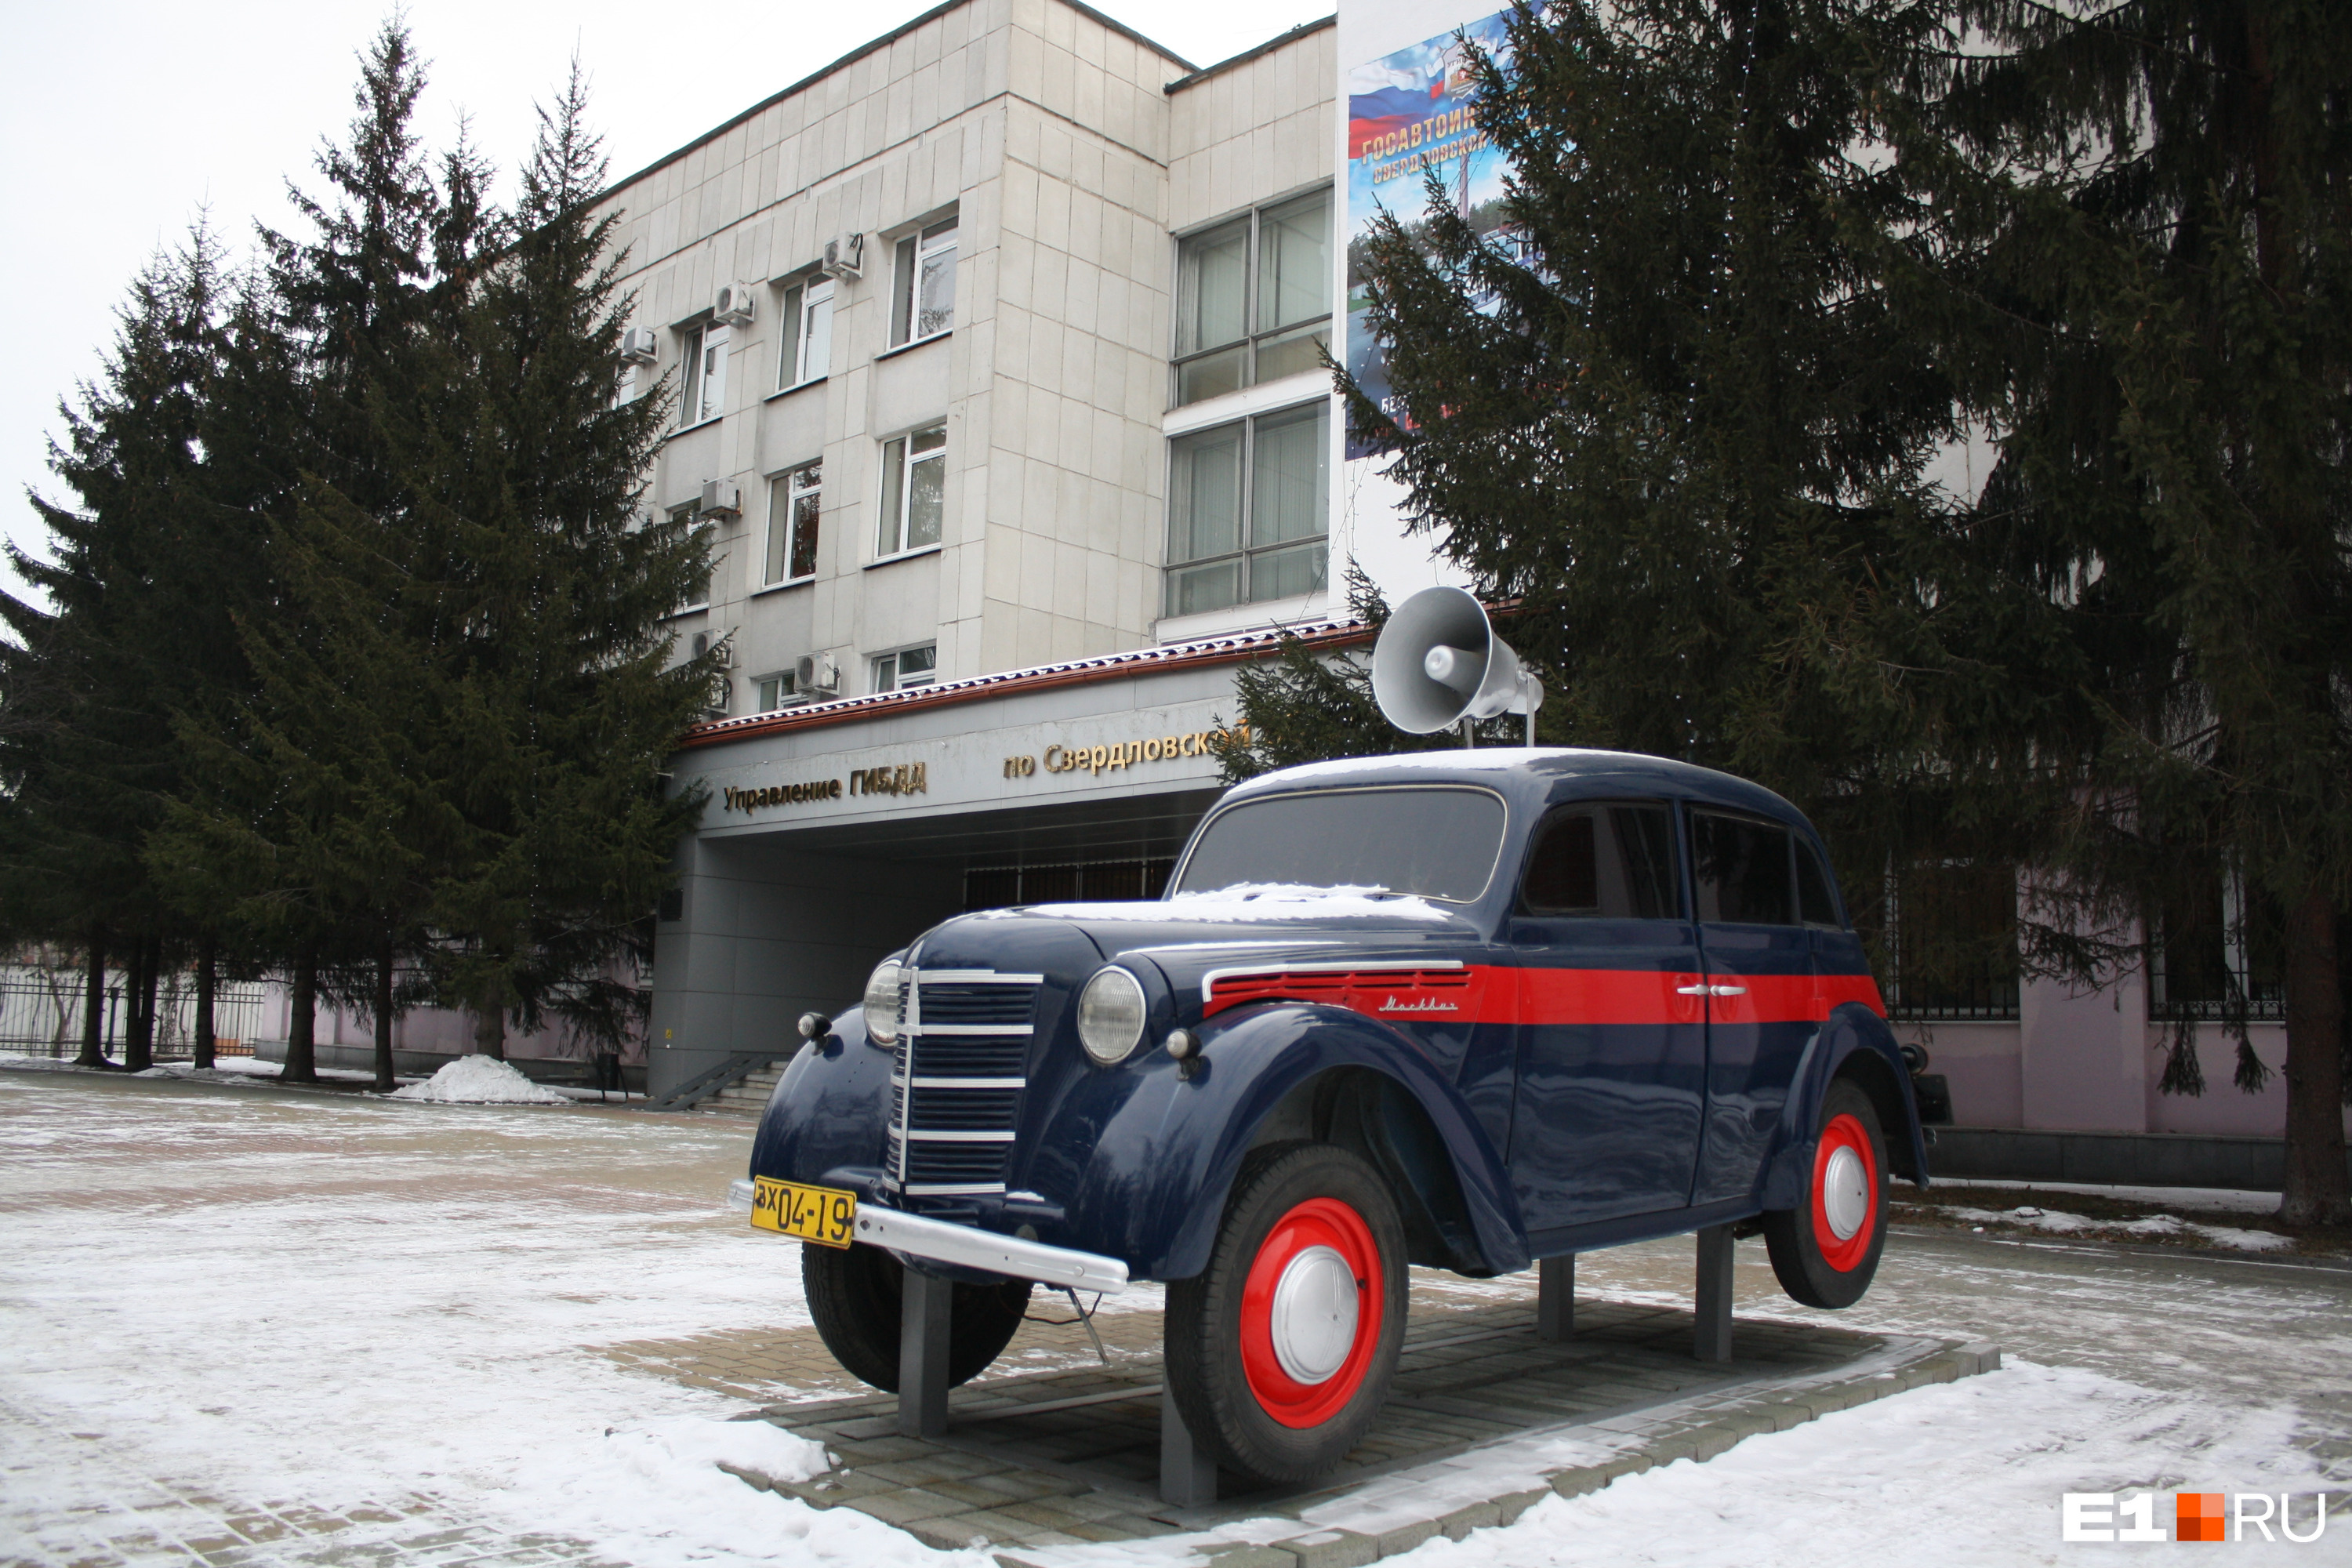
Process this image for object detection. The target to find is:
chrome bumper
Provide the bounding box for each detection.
[727,1178,1130,1294]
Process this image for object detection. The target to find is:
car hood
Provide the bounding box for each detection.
[911,896,1485,1023]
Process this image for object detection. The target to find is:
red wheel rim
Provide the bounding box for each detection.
[1809,1112,1879,1272]
[1239,1196,1384,1429]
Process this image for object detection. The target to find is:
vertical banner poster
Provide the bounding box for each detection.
[1345,11,1515,459]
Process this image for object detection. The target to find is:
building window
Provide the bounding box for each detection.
[766,463,820,585]
[1173,189,1331,407]
[776,277,833,390]
[753,671,798,712]
[663,503,713,615]
[877,426,946,557]
[1885,861,2021,1022]
[890,216,957,347]
[1166,401,1327,615]
[873,644,936,691]
[2151,866,2285,1022]
[677,321,729,427]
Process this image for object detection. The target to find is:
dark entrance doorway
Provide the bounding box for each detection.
[963,858,1176,911]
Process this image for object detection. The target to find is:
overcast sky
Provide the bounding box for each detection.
[0,0,1330,591]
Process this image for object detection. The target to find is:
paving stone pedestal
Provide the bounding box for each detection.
[729,1280,2000,1562]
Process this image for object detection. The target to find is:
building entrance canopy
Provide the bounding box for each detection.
[646,626,1367,1097]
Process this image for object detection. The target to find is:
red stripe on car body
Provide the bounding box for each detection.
[1200,965,1884,1026]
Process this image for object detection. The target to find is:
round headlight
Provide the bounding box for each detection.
[863,959,904,1047]
[1076,966,1148,1065]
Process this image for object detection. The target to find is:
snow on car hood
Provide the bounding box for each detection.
[982,883,1461,923]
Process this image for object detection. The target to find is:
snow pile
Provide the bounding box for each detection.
[1337,1361,2332,1568]
[1022,884,1459,923]
[1946,1203,2294,1253]
[481,1415,966,1567]
[390,1054,567,1105]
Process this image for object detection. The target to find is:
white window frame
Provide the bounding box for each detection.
[677,321,730,429]
[875,426,947,559]
[752,671,800,712]
[663,502,713,619]
[775,276,834,390]
[872,644,938,692]
[889,216,958,348]
[764,463,821,587]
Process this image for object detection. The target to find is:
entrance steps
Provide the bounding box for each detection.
[698,1061,787,1118]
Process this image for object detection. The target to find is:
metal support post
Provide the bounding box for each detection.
[1160,1388,1218,1507]
[1693,1224,1733,1363]
[1537,1254,1575,1342]
[898,1265,952,1438]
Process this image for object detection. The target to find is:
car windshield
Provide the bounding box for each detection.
[1174,787,1507,903]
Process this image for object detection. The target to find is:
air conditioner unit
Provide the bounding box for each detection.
[699,479,742,518]
[702,675,732,718]
[619,327,659,364]
[820,233,864,280]
[712,281,757,325]
[796,650,841,695]
[690,630,739,667]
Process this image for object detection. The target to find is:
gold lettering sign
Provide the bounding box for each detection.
[723,779,845,814]
[1005,725,1248,782]
[849,763,928,797]
[722,763,930,815]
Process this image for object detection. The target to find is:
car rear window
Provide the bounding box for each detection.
[1175,787,1507,904]
[1690,811,1797,925]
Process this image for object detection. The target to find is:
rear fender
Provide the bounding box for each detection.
[1758,1004,1929,1209]
[1062,1002,1530,1280]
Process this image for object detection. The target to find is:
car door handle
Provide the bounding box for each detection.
[1677,984,1748,996]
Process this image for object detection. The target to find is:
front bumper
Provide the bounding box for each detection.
[727,1178,1131,1294]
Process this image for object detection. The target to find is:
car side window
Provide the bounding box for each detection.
[1519,804,1680,919]
[1690,811,1798,925]
[1795,837,1841,927]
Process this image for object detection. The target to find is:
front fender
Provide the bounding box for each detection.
[1757,1002,1929,1209]
[1058,1002,1530,1281]
[748,1005,892,1189]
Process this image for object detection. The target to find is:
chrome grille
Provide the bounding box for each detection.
[885,968,1043,1197]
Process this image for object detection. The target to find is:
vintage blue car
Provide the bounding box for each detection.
[740,749,1926,1486]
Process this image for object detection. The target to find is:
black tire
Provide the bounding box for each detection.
[1165,1142,1409,1487]
[801,1240,1032,1392]
[1763,1078,1891,1308]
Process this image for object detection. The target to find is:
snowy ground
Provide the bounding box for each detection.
[2,1065,2345,1566]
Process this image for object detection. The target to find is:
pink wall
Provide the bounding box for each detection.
[1891,1022,2021,1127]
[252,986,647,1063]
[1894,1010,2348,1138]
[2020,968,2151,1131]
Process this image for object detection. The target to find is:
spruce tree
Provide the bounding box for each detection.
[147,21,459,1084]
[407,63,710,1058]
[1914,0,2352,1225]
[2,231,234,1068]
[1340,0,2055,969]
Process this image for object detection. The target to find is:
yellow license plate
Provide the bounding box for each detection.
[750,1177,856,1247]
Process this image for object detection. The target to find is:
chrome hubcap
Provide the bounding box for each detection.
[1822,1145,1870,1241]
[1269,1243,1359,1385]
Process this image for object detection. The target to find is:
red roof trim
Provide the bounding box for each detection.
[677,619,1374,752]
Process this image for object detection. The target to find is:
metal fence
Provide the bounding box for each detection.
[0,967,270,1058]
